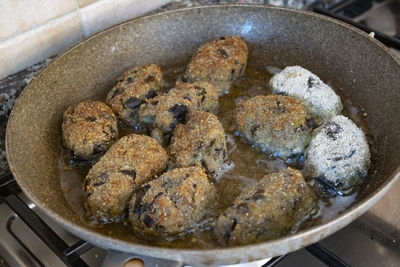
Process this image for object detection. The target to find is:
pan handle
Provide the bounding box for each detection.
[102,250,184,267]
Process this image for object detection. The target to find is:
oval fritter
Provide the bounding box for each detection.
[270,65,343,122]
[304,115,370,190]
[186,36,248,94]
[84,134,168,223]
[129,166,216,237]
[234,95,315,158]
[169,81,219,114]
[138,94,194,146]
[214,168,316,246]
[106,64,162,127]
[62,100,118,160]
[169,111,227,174]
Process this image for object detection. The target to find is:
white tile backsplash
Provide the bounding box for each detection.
[0,12,82,80]
[0,0,170,80]
[79,0,170,37]
[0,0,76,42]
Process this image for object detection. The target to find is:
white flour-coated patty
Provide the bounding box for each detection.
[270,66,342,122]
[304,115,370,190]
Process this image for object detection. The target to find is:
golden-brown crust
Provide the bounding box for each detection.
[214,168,316,246]
[186,36,248,94]
[84,134,168,222]
[129,166,216,237]
[139,94,195,146]
[169,111,226,174]
[106,64,163,126]
[234,95,314,158]
[62,100,118,159]
[169,81,219,113]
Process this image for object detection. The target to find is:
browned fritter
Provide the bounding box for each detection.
[84,134,168,223]
[138,94,195,146]
[185,36,248,94]
[62,100,118,160]
[214,168,316,246]
[129,166,216,237]
[106,64,162,127]
[169,111,227,174]
[169,81,219,114]
[234,95,315,158]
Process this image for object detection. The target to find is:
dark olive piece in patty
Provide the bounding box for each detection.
[169,111,227,174]
[84,134,168,223]
[234,95,314,158]
[168,81,219,114]
[214,168,316,246]
[129,166,216,237]
[138,94,194,146]
[106,64,162,127]
[185,36,248,95]
[62,100,118,160]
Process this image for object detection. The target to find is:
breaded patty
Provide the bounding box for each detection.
[62,100,118,160]
[106,64,162,127]
[234,95,315,158]
[169,111,227,174]
[139,94,194,146]
[84,134,168,223]
[129,166,216,237]
[169,81,219,113]
[214,168,316,246]
[186,36,248,94]
[270,66,343,122]
[304,115,370,190]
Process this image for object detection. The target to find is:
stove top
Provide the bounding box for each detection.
[1,0,399,266]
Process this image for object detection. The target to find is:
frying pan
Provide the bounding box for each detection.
[6,4,400,266]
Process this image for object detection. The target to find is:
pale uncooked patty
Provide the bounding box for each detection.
[270,65,342,122]
[304,115,370,190]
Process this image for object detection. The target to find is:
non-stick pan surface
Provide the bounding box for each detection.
[6,5,400,266]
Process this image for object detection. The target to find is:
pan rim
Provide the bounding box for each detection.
[6,4,400,264]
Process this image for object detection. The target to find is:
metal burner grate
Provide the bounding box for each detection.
[312,0,400,49]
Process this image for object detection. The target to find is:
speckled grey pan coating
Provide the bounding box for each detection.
[270,65,343,122]
[6,5,400,266]
[305,115,370,190]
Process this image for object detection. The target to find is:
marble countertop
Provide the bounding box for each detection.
[0,0,333,175]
